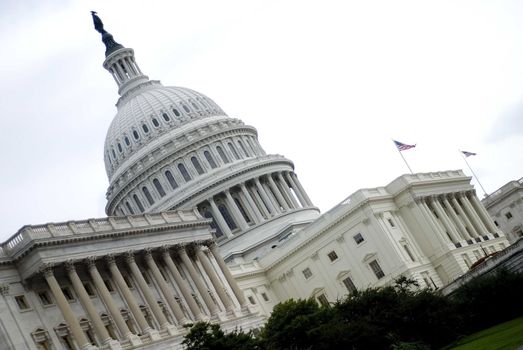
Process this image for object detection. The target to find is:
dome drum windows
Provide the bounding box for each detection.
[142,123,150,134]
[204,150,217,169]
[142,186,155,206]
[153,178,166,197]
[133,194,145,212]
[216,146,229,164]
[191,156,205,175]
[228,142,240,160]
[164,170,179,189]
[132,130,140,140]
[151,117,160,127]
[178,163,192,182]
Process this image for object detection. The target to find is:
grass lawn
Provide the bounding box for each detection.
[446,317,523,350]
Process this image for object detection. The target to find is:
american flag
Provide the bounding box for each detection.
[462,150,476,157]
[393,140,416,151]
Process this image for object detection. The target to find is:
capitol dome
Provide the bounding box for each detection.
[104,84,227,180]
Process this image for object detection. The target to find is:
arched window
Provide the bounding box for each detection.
[133,194,145,212]
[165,170,178,189]
[124,136,131,146]
[191,156,205,175]
[203,211,223,238]
[234,197,252,223]
[178,163,191,182]
[142,186,154,205]
[216,146,229,163]
[238,140,249,157]
[111,148,117,159]
[182,105,191,113]
[117,143,123,153]
[125,201,134,215]
[191,101,200,110]
[228,142,240,159]
[218,204,237,230]
[152,117,160,127]
[153,178,166,197]
[204,150,217,169]
[142,124,149,133]
[172,108,180,117]
[133,130,140,140]
[163,113,171,122]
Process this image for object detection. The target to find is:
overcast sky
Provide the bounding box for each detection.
[1,0,522,241]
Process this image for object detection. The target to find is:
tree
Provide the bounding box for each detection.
[183,322,261,350]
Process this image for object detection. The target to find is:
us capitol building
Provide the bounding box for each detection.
[0,14,510,350]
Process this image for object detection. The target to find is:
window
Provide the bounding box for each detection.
[165,170,178,189]
[38,291,53,306]
[353,233,364,244]
[494,220,499,227]
[327,251,339,262]
[183,105,191,113]
[204,150,217,169]
[261,292,269,302]
[505,212,513,220]
[248,296,256,305]
[387,218,395,228]
[104,279,115,292]
[228,142,240,159]
[191,156,205,175]
[153,178,166,197]
[117,143,122,153]
[218,204,237,230]
[302,268,313,279]
[369,260,385,279]
[62,287,75,302]
[238,140,249,157]
[83,283,96,297]
[123,276,133,288]
[132,130,140,140]
[142,186,155,205]
[124,136,130,146]
[203,211,224,238]
[162,113,170,121]
[178,163,192,182]
[172,108,180,117]
[142,124,149,133]
[317,294,329,307]
[15,295,30,310]
[125,201,134,215]
[217,146,229,163]
[403,245,415,262]
[234,197,252,223]
[342,276,357,293]
[462,254,472,268]
[152,117,160,127]
[133,194,145,212]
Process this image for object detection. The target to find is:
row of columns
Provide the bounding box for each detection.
[419,191,498,245]
[205,171,313,238]
[40,242,247,349]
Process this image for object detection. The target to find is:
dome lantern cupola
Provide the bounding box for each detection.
[91,11,149,97]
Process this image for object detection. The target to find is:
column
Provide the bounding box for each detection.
[250,182,271,218]
[418,199,448,243]
[255,178,277,214]
[195,247,234,313]
[177,246,218,316]
[209,197,233,237]
[86,259,139,345]
[106,256,153,336]
[263,181,282,213]
[238,185,262,224]
[162,249,204,321]
[144,250,188,325]
[430,197,460,243]
[65,262,115,347]
[267,175,290,211]
[442,197,471,240]
[42,265,94,350]
[290,172,313,206]
[277,172,299,208]
[207,243,248,308]
[125,252,171,330]
[450,195,479,238]
[224,190,249,230]
[286,172,306,207]
[469,193,498,233]
[459,193,488,235]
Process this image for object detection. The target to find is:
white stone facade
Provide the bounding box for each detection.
[0,13,514,349]
[482,178,523,243]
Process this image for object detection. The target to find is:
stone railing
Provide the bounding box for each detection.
[0,209,203,259]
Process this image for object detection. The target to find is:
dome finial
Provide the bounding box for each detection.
[90,11,124,57]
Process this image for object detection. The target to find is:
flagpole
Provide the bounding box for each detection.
[460,150,488,197]
[393,140,413,174]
